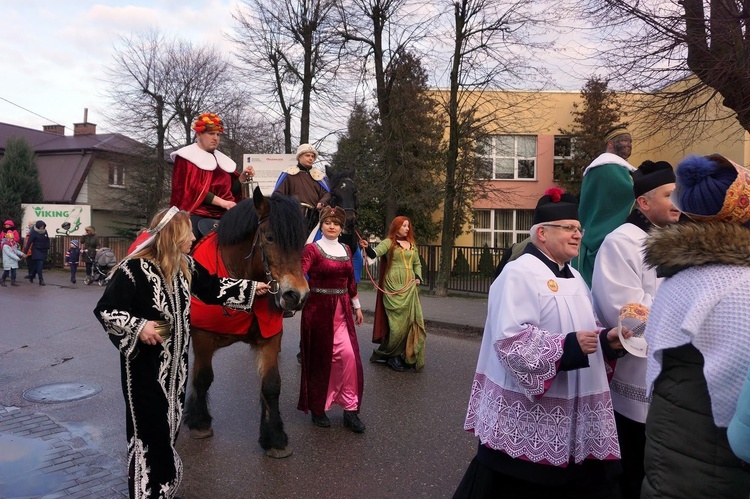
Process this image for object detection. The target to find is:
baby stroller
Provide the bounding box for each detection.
[84,247,117,286]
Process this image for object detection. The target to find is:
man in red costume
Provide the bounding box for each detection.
[170,112,255,237]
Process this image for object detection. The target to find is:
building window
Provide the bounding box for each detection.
[473,209,534,249]
[109,163,125,188]
[553,136,575,182]
[478,135,537,180]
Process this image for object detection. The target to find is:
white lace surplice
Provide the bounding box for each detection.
[465,253,620,466]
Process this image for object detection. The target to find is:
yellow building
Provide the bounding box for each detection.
[448,88,749,248]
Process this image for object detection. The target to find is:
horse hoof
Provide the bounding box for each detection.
[266,447,293,459]
[190,427,214,439]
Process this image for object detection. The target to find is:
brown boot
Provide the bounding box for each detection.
[0,279,6,287]
[10,279,19,286]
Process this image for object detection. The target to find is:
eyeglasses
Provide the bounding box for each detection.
[543,224,585,236]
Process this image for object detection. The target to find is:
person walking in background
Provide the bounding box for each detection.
[65,240,81,284]
[642,154,750,498]
[591,160,680,499]
[1,232,25,287]
[574,125,636,285]
[454,188,630,498]
[360,216,426,372]
[1,219,20,242]
[298,206,365,432]
[23,221,34,277]
[81,226,99,281]
[24,220,50,286]
[94,207,270,499]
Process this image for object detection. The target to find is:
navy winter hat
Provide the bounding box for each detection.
[35,220,46,229]
[632,160,675,198]
[533,187,579,224]
[673,154,750,225]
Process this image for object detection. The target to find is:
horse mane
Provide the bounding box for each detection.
[266,194,307,253]
[217,195,306,253]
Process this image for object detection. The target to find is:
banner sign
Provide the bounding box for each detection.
[243,154,298,195]
[21,204,92,238]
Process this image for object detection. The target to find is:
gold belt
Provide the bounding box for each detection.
[153,320,172,340]
[311,287,347,295]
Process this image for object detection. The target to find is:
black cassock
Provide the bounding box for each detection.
[95,257,257,499]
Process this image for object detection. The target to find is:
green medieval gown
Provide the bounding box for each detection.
[369,238,426,370]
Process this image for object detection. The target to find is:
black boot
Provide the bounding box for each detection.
[25,275,33,283]
[387,356,406,372]
[311,412,330,428]
[0,279,6,287]
[39,279,45,286]
[343,411,365,433]
[10,279,19,287]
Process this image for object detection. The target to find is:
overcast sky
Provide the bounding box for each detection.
[1,0,594,140]
[1,0,238,134]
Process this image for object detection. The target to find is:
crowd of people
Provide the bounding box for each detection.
[455,129,750,498]
[85,111,428,498]
[0,220,103,287]
[12,110,750,498]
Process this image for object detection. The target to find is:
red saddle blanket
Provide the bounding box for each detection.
[190,232,283,338]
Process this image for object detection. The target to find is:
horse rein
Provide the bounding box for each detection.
[355,230,417,296]
[243,215,280,295]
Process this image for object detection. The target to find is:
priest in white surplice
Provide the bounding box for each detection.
[454,188,631,499]
[591,160,679,499]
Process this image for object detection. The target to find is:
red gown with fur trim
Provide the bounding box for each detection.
[170,156,241,218]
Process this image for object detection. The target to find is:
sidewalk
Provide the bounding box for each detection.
[356,286,487,335]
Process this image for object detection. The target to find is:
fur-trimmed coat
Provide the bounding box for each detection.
[641,221,750,498]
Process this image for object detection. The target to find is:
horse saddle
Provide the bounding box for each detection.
[196,217,220,238]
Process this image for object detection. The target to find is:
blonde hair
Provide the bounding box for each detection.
[129,209,193,290]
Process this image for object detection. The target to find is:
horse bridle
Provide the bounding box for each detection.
[243,215,280,295]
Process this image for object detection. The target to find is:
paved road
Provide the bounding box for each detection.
[0,270,484,498]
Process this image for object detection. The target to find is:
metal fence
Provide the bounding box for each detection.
[361,244,502,295]
[47,238,502,295]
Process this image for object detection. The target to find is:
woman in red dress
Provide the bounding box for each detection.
[298,206,365,432]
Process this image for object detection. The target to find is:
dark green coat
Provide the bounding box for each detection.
[642,344,750,498]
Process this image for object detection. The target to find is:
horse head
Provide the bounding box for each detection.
[218,187,309,311]
[329,170,358,235]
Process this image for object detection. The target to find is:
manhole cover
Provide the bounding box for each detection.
[23,382,102,403]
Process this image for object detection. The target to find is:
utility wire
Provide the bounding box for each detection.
[0,96,71,131]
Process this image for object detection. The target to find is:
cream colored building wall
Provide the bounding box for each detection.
[438,88,748,247]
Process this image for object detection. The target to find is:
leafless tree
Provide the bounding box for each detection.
[578,1,750,140]
[103,29,254,221]
[220,101,286,166]
[103,30,176,161]
[232,0,341,152]
[432,0,550,296]
[169,41,244,146]
[336,0,438,224]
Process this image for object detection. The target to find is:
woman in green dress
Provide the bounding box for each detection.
[361,216,426,371]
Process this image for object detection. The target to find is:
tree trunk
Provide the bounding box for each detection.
[436,2,465,297]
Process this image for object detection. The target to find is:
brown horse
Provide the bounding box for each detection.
[184,188,308,458]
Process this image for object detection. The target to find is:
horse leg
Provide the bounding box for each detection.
[185,328,219,439]
[256,331,292,458]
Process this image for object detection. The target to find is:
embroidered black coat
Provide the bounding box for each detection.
[94,257,257,499]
